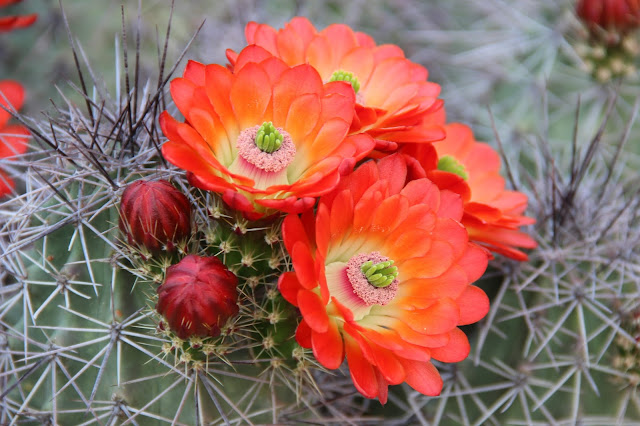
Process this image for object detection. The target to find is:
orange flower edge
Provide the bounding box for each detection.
[278,153,490,403]
[227,17,445,153]
[0,80,30,197]
[403,123,537,261]
[161,50,374,219]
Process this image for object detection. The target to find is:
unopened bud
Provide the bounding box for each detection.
[156,255,239,339]
[119,180,192,253]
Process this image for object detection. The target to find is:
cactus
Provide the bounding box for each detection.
[416,102,640,424]
[0,8,306,425]
[1,1,640,425]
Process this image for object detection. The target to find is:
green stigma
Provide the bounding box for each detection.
[437,155,468,180]
[360,260,398,288]
[255,122,283,153]
[329,70,361,93]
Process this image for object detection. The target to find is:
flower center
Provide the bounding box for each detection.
[329,69,361,94]
[437,155,468,180]
[360,259,398,288]
[236,123,296,173]
[346,252,399,306]
[255,121,283,153]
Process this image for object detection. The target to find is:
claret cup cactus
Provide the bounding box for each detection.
[1,2,639,425]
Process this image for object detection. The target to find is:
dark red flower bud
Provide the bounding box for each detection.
[156,255,239,339]
[577,0,640,32]
[119,180,191,252]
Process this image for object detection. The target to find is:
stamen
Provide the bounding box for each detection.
[360,260,398,288]
[236,124,296,173]
[329,70,361,93]
[437,155,468,180]
[255,122,283,153]
[346,252,398,306]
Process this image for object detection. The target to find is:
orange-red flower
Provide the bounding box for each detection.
[226,17,445,153]
[161,46,374,219]
[577,0,640,32]
[403,121,537,261]
[0,80,29,197]
[0,0,36,32]
[278,153,490,403]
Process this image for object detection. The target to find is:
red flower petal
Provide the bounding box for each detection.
[0,14,36,32]
[399,298,460,335]
[360,327,432,362]
[315,252,330,304]
[284,93,321,141]
[0,80,25,128]
[399,178,440,207]
[170,78,198,118]
[430,328,471,363]
[272,65,324,125]
[397,358,443,396]
[297,289,329,333]
[427,170,471,201]
[0,124,29,158]
[456,285,490,326]
[315,202,330,255]
[254,195,317,213]
[275,17,312,64]
[222,190,255,214]
[231,63,272,128]
[282,213,312,255]
[400,265,469,302]
[400,240,455,279]
[0,169,14,197]
[388,319,450,348]
[376,153,408,193]
[344,334,381,400]
[245,22,277,53]
[291,241,317,290]
[329,189,354,238]
[183,60,206,86]
[204,64,237,134]
[374,368,389,405]
[437,190,464,221]
[311,318,344,369]
[459,243,491,283]
[367,343,405,385]
[277,272,302,306]
[295,318,313,348]
[432,218,468,259]
[233,44,276,72]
